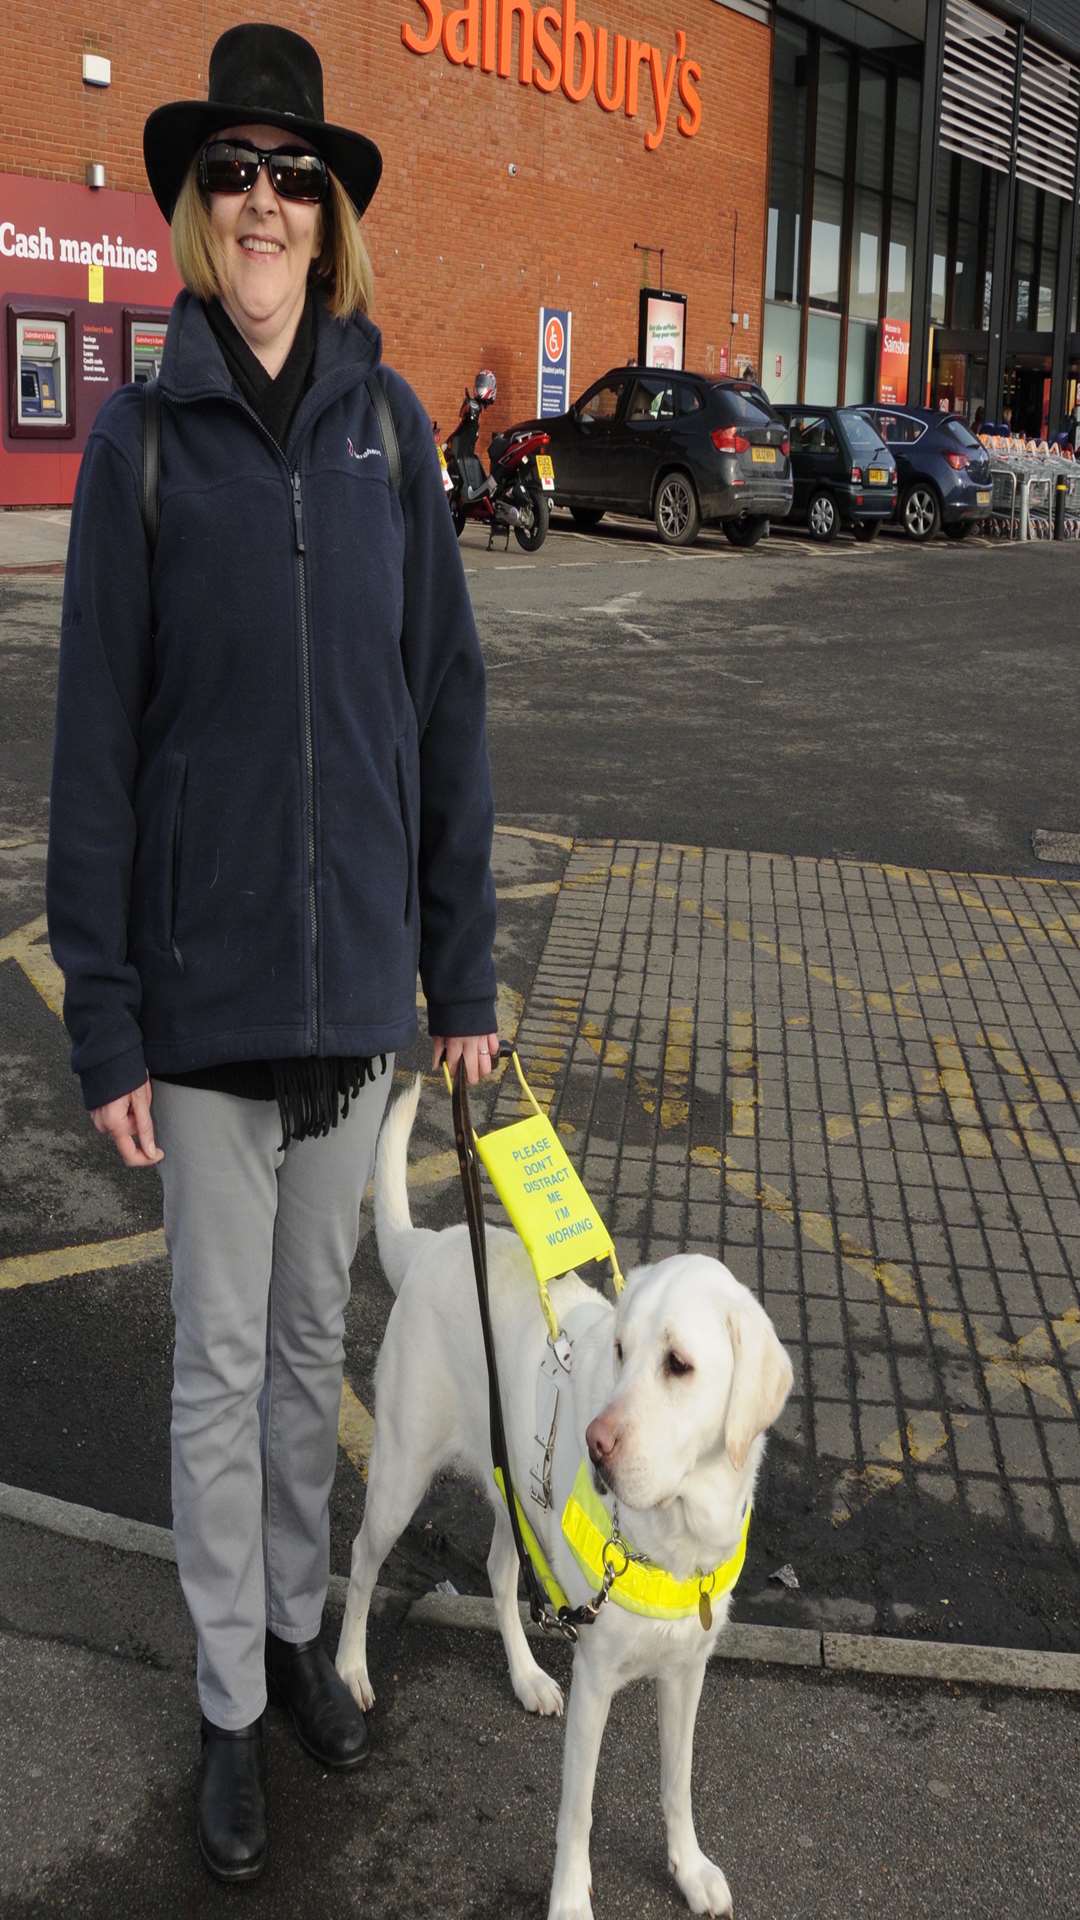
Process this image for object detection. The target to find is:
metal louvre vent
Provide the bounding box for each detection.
[1016,39,1080,201]
[941,0,1018,175]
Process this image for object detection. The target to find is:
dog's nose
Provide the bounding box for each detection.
[586,1414,619,1466]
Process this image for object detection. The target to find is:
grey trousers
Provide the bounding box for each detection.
[152,1067,393,1729]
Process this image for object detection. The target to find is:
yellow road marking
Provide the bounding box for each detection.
[0,1228,167,1291]
[493,823,574,851]
[338,1378,375,1480]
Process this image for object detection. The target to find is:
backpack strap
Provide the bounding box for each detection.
[141,377,161,552]
[367,373,402,494]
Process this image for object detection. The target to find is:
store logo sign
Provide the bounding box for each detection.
[401,0,702,150]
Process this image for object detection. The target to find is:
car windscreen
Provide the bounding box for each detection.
[709,386,776,428]
[942,418,982,451]
[840,411,888,452]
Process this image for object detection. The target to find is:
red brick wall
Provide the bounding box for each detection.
[0,1,771,438]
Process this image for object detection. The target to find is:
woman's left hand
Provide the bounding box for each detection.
[432,1032,500,1085]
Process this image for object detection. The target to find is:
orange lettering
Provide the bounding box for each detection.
[480,0,498,69]
[560,0,594,103]
[533,5,562,92]
[645,42,678,150]
[442,0,480,64]
[593,27,627,113]
[498,0,534,84]
[676,56,702,137]
[624,38,652,118]
[402,0,443,54]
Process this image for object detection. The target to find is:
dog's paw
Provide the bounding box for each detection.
[671,1850,733,1917]
[512,1659,565,1718]
[335,1655,375,1713]
[547,1887,594,1920]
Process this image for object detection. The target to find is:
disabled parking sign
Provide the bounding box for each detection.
[537,306,572,417]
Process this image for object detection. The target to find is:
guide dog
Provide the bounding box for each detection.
[337,1078,793,1918]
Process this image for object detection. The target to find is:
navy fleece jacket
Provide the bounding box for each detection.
[46,291,497,1109]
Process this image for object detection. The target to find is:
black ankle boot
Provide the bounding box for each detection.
[265,1628,369,1770]
[197,1714,267,1883]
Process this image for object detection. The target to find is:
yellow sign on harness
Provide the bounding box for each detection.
[445,1051,623,1340]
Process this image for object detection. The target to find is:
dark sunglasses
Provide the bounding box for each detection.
[198,139,329,203]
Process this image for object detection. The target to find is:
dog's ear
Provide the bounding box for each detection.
[724,1298,794,1471]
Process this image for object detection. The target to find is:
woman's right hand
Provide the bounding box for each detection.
[90,1078,164,1168]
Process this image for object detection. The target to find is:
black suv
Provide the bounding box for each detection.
[489,369,793,548]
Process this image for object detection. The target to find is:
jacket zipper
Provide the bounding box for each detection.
[165,390,321,1052]
[291,469,319,1054]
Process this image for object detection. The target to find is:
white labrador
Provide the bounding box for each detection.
[337,1079,793,1919]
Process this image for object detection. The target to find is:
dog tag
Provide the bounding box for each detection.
[698,1589,713,1631]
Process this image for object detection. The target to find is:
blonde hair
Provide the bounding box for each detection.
[170,158,373,320]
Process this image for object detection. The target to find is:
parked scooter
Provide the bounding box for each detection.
[437,370,553,551]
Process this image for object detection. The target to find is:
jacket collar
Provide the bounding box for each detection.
[158,286,381,405]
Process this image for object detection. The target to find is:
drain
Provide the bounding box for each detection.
[1031,829,1080,864]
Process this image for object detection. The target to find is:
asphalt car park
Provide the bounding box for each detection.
[2,510,1078,1664]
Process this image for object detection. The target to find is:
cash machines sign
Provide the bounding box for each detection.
[1,173,180,507]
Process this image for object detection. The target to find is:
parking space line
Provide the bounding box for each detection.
[0,1228,167,1291]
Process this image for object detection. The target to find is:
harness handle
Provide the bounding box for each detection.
[449,1059,582,1641]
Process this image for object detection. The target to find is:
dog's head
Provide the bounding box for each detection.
[585,1255,793,1511]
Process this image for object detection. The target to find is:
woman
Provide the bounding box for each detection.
[46,23,499,1884]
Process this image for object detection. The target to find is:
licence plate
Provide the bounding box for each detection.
[977,489,991,506]
[868,467,889,485]
[536,453,555,490]
[751,446,776,465]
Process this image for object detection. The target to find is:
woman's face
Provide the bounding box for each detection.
[207,122,324,342]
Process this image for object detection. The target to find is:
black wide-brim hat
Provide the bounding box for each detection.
[143,22,382,222]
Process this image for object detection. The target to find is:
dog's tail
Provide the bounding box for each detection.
[375,1073,434,1294]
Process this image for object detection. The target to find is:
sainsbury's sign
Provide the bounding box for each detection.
[401,0,703,150]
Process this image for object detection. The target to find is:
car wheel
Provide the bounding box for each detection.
[653,472,701,546]
[901,483,941,541]
[853,520,881,541]
[570,506,605,529]
[723,515,769,548]
[942,520,976,540]
[807,490,840,541]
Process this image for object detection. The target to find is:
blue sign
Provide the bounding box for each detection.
[537,306,572,417]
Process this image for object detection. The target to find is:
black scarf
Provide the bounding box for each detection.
[205,284,316,450]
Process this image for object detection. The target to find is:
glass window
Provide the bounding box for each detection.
[839,408,888,451]
[892,77,920,203]
[710,386,776,428]
[626,378,676,420]
[849,188,883,321]
[886,198,915,322]
[1037,193,1060,334]
[855,70,887,191]
[844,319,878,405]
[678,385,703,413]
[762,302,802,405]
[815,43,850,177]
[576,381,622,422]
[790,414,838,452]
[810,175,845,307]
[766,20,808,305]
[943,418,981,450]
[875,412,926,443]
[806,310,841,403]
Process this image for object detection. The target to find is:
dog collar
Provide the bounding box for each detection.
[494,1462,751,1628]
[561,1461,751,1624]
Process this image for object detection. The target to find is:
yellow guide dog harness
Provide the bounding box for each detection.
[448,1054,752,1636]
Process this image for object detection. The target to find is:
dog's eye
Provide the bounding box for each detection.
[614,1340,623,1365]
[666,1352,693,1378]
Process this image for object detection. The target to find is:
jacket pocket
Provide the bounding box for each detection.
[394,733,418,928]
[160,751,187,970]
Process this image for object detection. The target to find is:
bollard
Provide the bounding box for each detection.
[1054,473,1068,540]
